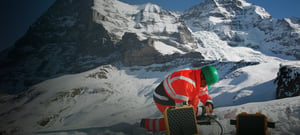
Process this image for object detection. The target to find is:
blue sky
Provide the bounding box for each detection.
[0,0,55,51]
[0,0,299,51]
[120,0,300,18]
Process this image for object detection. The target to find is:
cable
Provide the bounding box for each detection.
[197,114,224,135]
[211,117,224,135]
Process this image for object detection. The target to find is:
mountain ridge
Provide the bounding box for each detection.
[0,0,199,94]
[182,0,300,59]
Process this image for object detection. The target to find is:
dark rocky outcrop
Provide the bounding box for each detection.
[119,32,204,66]
[274,64,300,99]
[0,0,117,94]
[0,0,202,94]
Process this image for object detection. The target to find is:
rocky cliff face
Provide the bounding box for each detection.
[274,65,300,99]
[0,0,199,94]
[1,0,299,94]
[118,32,203,66]
[92,0,195,44]
[182,0,300,58]
[0,0,119,94]
[264,18,300,58]
[0,0,114,94]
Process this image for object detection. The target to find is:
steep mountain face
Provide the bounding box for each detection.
[265,18,300,57]
[0,0,118,94]
[0,0,199,94]
[118,32,203,66]
[274,64,300,99]
[182,0,271,32]
[92,0,200,66]
[182,0,300,59]
[92,0,195,45]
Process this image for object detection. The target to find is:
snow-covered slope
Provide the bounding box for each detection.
[1,62,300,135]
[0,65,159,134]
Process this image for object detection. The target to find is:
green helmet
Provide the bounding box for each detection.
[201,65,219,89]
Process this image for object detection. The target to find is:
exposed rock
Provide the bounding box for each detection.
[119,32,203,66]
[274,64,300,99]
[0,0,117,94]
[182,0,300,59]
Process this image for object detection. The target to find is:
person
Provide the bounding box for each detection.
[140,65,219,132]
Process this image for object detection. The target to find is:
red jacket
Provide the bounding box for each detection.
[162,68,212,110]
[143,68,213,132]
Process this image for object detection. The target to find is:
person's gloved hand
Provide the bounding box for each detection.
[196,103,214,120]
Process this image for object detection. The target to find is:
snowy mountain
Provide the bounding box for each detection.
[92,0,195,45]
[1,0,300,134]
[0,0,198,94]
[0,0,117,94]
[182,0,300,60]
